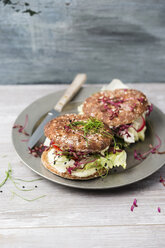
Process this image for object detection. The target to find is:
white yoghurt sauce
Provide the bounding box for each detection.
[44,138,111,177]
[47,148,97,177]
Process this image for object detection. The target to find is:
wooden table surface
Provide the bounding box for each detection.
[0,84,165,247]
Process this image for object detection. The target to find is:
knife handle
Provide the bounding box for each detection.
[54,74,87,112]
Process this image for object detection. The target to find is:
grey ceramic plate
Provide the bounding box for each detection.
[12,87,165,189]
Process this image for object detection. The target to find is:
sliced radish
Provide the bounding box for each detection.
[136,116,146,132]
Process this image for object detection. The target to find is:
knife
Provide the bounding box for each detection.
[28,74,87,149]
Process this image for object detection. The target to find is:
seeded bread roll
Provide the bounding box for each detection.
[82,89,149,127]
[44,114,112,153]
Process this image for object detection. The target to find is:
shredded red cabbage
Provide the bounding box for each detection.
[146,104,153,116]
[73,152,78,159]
[60,148,87,161]
[64,125,70,132]
[134,135,163,161]
[134,150,144,160]
[66,157,98,174]
[131,198,138,212]
[131,205,134,212]
[75,158,97,166]
[133,198,138,207]
[99,96,124,107]
[114,124,131,138]
[53,146,96,163]
[160,176,165,186]
[67,166,74,174]
[28,144,47,157]
[110,109,119,120]
[13,114,29,136]
[98,97,124,120]
[157,207,161,213]
[109,147,123,154]
[67,160,80,174]
[137,97,145,103]
[130,103,137,112]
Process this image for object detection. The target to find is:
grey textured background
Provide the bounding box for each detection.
[0,0,165,84]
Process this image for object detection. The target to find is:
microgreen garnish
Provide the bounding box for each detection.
[12,178,42,183]
[99,166,109,179]
[8,174,35,191]
[0,164,12,188]
[0,164,45,201]
[2,155,7,158]
[66,117,113,146]
[10,191,45,202]
[69,118,104,136]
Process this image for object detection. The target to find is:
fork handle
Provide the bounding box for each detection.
[54,74,87,112]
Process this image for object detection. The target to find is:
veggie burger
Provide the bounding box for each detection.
[41,114,127,180]
[78,89,152,143]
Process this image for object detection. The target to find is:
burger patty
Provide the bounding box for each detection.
[44,114,112,153]
[82,89,149,127]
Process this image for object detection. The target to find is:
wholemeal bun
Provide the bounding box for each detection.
[44,114,113,153]
[82,89,149,127]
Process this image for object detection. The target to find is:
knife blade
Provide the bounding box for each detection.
[28,74,87,149]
